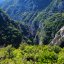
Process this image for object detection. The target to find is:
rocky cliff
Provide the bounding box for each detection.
[50,26,64,47]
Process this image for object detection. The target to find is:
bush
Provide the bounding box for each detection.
[52,45,61,53]
[0,44,63,64]
[57,48,64,64]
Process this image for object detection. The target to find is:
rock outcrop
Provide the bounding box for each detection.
[50,26,64,47]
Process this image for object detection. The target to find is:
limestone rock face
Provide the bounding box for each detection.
[50,26,64,47]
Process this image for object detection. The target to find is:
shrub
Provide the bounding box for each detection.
[57,48,64,64]
[52,45,61,53]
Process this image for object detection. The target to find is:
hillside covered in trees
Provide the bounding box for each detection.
[0,0,64,64]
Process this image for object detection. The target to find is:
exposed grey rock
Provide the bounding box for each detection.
[50,26,64,47]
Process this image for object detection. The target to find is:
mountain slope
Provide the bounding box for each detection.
[45,0,64,12]
[0,0,51,21]
[0,0,64,45]
[0,9,40,46]
[0,0,64,22]
[0,9,22,47]
[1,0,51,11]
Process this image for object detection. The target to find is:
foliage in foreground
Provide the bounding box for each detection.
[0,44,64,64]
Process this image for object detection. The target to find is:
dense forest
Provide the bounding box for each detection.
[0,0,64,64]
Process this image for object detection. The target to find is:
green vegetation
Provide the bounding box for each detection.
[0,1,64,63]
[0,44,64,64]
[0,9,22,48]
[42,13,64,44]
